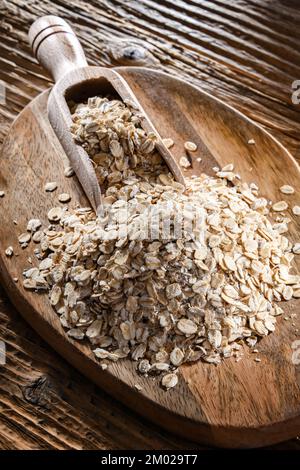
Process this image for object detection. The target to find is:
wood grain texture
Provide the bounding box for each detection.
[0,0,300,450]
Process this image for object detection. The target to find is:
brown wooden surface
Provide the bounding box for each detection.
[0,0,300,450]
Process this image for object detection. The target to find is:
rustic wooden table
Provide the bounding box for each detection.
[0,0,300,450]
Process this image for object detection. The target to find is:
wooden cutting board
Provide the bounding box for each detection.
[0,67,299,448]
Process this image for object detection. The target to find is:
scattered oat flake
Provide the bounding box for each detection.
[292,206,300,216]
[272,201,288,212]
[184,141,197,152]
[248,139,255,145]
[161,373,178,389]
[280,185,294,195]
[0,191,5,197]
[5,246,13,257]
[179,156,191,168]
[293,243,300,255]
[59,193,71,203]
[64,166,75,177]
[162,138,174,149]
[44,182,58,192]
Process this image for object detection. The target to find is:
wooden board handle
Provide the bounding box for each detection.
[28,15,88,82]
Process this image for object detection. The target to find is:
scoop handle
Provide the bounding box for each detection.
[28,15,88,82]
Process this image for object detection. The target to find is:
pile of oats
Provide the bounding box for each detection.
[21,96,300,389]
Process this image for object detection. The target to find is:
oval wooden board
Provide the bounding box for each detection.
[0,67,300,448]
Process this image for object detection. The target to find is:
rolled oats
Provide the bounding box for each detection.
[18,232,31,245]
[27,219,42,233]
[293,243,300,255]
[5,246,13,257]
[280,185,294,195]
[47,207,63,222]
[184,141,197,152]
[21,95,300,389]
[161,373,178,389]
[292,206,300,216]
[64,166,75,177]
[58,193,71,203]
[162,138,174,149]
[179,156,191,168]
[177,319,197,335]
[44,182,58,192]
[272,201,288,212]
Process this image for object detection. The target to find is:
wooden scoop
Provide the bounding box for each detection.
[0,14,296,448]
[28,15,185,214]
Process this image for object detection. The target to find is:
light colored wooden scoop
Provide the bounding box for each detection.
[28,15,185,214]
